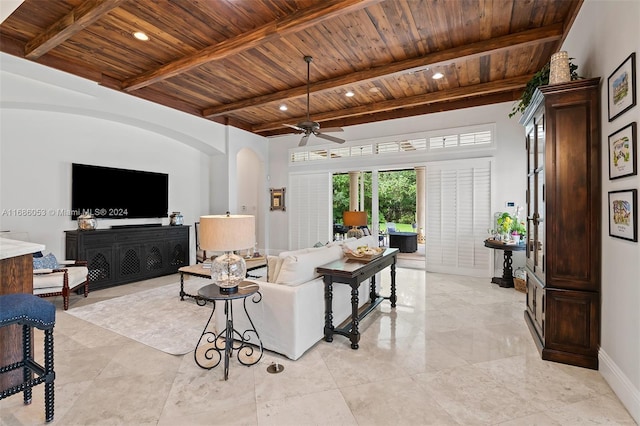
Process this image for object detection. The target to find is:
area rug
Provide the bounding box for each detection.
[66,277,215,355]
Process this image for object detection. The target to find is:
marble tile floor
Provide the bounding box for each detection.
[1,269,635,425]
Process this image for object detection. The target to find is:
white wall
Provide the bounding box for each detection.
[0,53,267,263]
[0,109,206,255]
[267,102,527,271]
[562,0,640,422]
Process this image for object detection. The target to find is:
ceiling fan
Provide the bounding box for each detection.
[284,56,345,147]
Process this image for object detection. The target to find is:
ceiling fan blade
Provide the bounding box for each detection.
[315,132,345,144]
[284,123,305,132]
[299,133,311,146]
[319,126,344,133]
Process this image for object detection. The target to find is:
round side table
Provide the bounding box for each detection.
[194,282,263,380]
[484,238,525,288]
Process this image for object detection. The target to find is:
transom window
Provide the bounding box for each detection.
[289,124,494,163]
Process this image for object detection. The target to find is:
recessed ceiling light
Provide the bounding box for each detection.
[279,104,288,111]
[432,72,444,80]
[345,91,355,97]
[133,31,149,41]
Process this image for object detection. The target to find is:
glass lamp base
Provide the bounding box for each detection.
[211,252,246,292]
[346,227,363,239]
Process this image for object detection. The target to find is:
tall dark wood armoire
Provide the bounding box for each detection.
[520,78,601,369]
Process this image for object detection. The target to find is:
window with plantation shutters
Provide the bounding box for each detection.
[426,158,492,277]
[288,172,332,250]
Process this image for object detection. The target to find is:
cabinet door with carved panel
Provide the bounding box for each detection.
[85,247,115,287]
[118,244,143,281]
[143,242,166,275]
[167,238,188,270]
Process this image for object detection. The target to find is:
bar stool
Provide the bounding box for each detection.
[0,293,56,422]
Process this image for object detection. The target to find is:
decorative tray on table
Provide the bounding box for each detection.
[343,246,384,262]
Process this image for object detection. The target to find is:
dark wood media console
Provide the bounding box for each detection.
[65,226,189,290]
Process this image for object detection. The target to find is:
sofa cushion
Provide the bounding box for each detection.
[276,244,342,286]
[33,266,88,293]
[266,255,284,283]
[278,247,313,258]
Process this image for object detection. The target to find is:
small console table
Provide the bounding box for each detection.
[484,238,525,288]
[194,282,263,380]
[317,248,398,349]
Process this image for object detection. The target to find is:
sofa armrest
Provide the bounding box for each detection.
[214,278,326,360]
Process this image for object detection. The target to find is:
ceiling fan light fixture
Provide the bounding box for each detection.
[133,31,149,41]
[432,72,444,80]
[283,55,345,147]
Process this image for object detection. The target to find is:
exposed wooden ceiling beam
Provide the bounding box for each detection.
[202,24,562,118]
[24,0,125,59]
[260,90,523,137]
[121,0,381,92]
[253,74,533,133]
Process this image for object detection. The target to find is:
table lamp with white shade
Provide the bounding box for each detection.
[199,213,255,294]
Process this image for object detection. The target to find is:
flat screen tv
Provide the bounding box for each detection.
[71,163,168,219]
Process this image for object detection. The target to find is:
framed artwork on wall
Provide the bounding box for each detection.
[608,122,637,179]
[608,52,636,122]
[608,189,637,242]
[270,188,286,211]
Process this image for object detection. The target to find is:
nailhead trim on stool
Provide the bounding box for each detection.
[0,293,56,422]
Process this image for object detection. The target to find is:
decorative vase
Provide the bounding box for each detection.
[77,214,97,230]
[169,212,184,226]
[549,51,570,84]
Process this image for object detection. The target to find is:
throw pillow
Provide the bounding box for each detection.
[266,256,284,283]
[33,253,59,270]
[276,244,342,286]
[278,247,312,258]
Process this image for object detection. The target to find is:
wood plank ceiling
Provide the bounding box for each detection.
[0,0,582,139]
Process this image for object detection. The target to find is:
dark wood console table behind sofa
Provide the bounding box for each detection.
[317,248,398,349]
[65,226,189,290]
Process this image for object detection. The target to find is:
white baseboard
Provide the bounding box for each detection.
[599,348,640,424]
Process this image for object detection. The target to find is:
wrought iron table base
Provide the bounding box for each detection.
[194,290,263,380]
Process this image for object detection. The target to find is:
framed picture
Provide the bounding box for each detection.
[608,52,636,122]
[608,122,637,179]
[270,187,286,211]
[608,189,637,242]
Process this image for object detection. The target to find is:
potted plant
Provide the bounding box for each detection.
[509,59,580,118]
[511,220,527,243]
[496,212,526,242]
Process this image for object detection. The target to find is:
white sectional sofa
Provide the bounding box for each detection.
[214,235,379,360]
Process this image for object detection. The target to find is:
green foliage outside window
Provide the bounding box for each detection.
[333,170,417,228]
